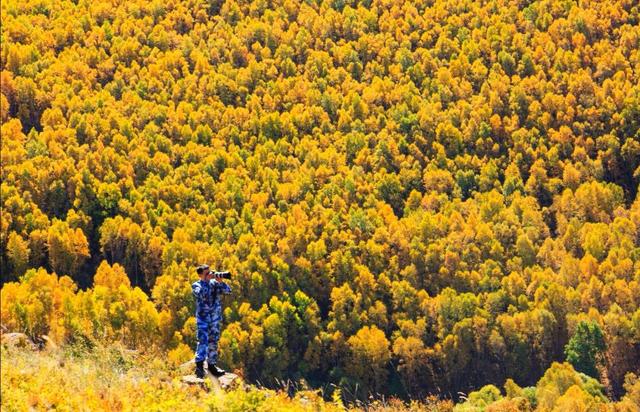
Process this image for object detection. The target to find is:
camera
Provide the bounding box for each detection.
[197,264,231,279]
[214,271,232,280]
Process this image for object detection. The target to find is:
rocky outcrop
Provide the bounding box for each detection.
[1,332,57,350]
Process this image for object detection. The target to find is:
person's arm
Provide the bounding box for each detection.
[192,281,203,298]
[211,274,232,295]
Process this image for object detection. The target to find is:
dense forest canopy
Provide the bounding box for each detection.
[1,0,639,407]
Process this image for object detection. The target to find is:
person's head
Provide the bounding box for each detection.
[196,264,211,280]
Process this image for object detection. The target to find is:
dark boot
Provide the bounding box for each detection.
[195,360,205,378]
[208,363,225,377]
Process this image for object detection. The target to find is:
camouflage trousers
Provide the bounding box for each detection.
[194,310,222,364]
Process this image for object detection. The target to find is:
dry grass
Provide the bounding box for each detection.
[0,342,459,411]
[1,343,206,411]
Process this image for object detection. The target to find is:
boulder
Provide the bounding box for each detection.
[39,335,58,350]
[218,372,240,390]
[1,332,36,349]
[182,374,206,384]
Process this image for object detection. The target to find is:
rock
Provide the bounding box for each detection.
[178,360,242,391]
[218,373,240,390]
[182,374,206,384]
[180,371,241,392]
[1,333,59,351]
[1,332,36,349]
[39,335,58,350]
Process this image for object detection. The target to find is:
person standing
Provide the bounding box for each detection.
[192,264,232,378]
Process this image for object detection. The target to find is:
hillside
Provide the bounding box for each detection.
[1,340,638,411]
[1,0,639,409]
[1,341,352,411]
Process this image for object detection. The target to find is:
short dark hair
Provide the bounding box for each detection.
[196,264,209,274]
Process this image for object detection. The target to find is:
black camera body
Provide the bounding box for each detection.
[214,271,232,280]
[197,264,232,279]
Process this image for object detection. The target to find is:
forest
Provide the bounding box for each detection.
[1,0,639,409]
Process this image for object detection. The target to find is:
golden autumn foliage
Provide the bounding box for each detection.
[1,0,639,408]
